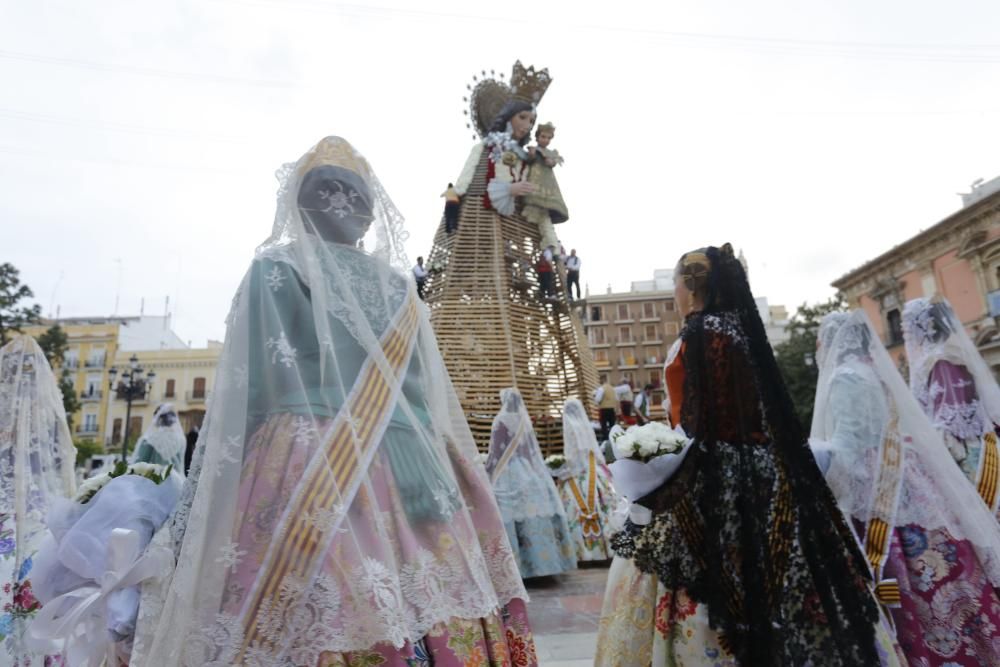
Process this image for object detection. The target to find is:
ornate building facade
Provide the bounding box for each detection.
[832,180,1000,378]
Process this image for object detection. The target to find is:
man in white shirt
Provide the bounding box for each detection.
[412,256,429,300]
[565,249,581,301]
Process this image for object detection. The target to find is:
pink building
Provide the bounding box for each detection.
[832,179,1000,379]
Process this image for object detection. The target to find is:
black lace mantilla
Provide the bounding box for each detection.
[613,310,879,667]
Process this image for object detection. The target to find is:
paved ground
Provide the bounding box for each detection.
[525,563,610,666]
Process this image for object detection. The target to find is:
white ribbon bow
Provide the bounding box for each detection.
[28,527,174,667]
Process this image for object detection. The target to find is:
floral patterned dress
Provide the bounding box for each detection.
[1,512,59,667]
[557,452,619,562]
[597,312,903,667]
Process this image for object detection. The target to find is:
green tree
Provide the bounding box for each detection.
[774,296,846,428]
[73,438,103,467]
[35,324,81,427]
[0,263,42,343]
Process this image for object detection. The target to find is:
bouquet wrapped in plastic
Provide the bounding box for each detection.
[26,461,182,667]
[608,422,691,524]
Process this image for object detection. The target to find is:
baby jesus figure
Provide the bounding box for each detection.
[523,122,568,253]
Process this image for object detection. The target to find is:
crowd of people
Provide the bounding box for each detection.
[3,132,1000,667]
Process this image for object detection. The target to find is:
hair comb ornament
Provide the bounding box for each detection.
[681,252,711,292]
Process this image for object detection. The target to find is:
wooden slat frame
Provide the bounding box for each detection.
[425,149,599,455]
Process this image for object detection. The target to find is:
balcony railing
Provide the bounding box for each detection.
[988,289,1000,317]
[76,424,99,435]
[186,390,207,402]
[85,358,106,368]
[63,359,79,370]
[80,389,103,402]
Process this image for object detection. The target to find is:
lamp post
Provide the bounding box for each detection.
[109,354,155,463]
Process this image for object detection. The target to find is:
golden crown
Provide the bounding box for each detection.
[510,61,552,105]
[462,61,552,139]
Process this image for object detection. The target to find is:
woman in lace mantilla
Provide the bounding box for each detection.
[486,388,576,578]
[903,297,1000,507]
[556,398,620,562]
[0,335,77,665]
[597,245,897,667]
[813,310,1000,666]
[133,137,536,667]
[130,403,186,474]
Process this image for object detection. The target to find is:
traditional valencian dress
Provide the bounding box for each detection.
[0,336,77,665]
[130,403,186,474]
[486,389,576,578]
[555,398,619,561]
[133,137,536,667]
[597,305,900,667]
[812,311,1000,666]
[903,297,1000,512]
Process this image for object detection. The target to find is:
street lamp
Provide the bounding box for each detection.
[109,354,155,463]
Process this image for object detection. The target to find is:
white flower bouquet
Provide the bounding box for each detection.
[544,453,566,470]
[609,422,692,503]
[27,460,183,665]
[75,460,175,504]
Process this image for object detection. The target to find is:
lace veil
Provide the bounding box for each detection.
[812,310,1000,583]
[486,388,566,522]
[0,335,77,661]
[131,403,186,470]
[561,398,604,479]
[903,297,1000,437]
[0,334,77,526]
[136,137,525,666]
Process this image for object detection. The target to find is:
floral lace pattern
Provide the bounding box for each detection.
[0,337,75,666]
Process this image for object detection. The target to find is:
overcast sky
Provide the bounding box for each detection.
[5,0,1000,346]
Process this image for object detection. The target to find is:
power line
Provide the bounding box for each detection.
[212,0,1000,63]
[0,49,306,88]
[0,107,251,144]
[0,144,254,175]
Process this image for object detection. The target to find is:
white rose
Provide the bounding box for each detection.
[637,437,660,458]
[613,432,637,460]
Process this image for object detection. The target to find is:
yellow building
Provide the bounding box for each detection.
[25,315,219,450]
[24,318,120,442]
[105,342,222,448]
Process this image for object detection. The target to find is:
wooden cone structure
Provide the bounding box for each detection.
[424,149,599,455]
